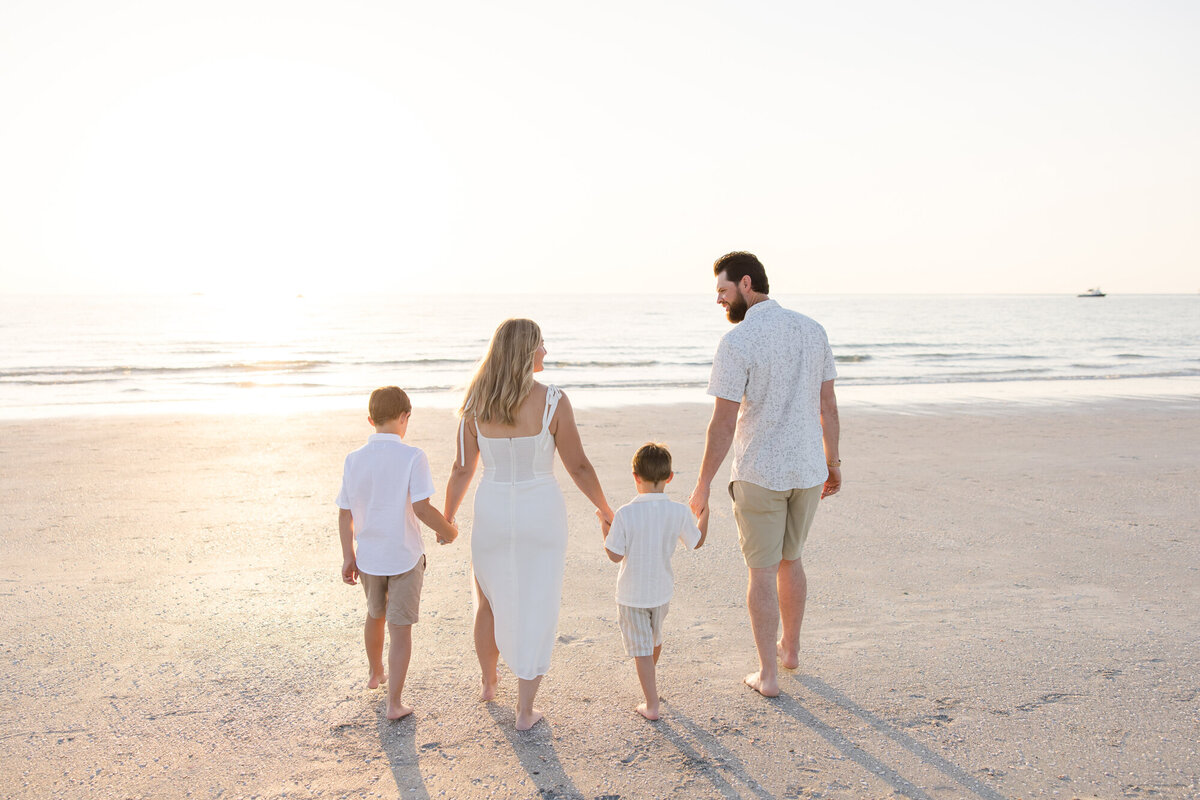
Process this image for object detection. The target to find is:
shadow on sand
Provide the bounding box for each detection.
[653,704,775,799]
[375,712,432,800]
[487,704,588,799]
[771,674,1007,800]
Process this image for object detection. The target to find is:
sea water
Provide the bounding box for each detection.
[1,293,1197,419]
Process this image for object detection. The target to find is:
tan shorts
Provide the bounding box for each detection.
[360,555,425,626]
[730,481,822,569]
[617,602,669,657]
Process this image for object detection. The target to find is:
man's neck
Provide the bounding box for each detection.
[744,292,769,309]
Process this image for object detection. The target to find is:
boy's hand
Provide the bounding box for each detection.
[341,556,359,585]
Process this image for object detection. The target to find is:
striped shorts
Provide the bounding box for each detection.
[617,602,669,657]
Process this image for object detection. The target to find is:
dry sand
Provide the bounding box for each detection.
[1,397,1198,799]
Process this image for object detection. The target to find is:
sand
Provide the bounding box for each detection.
[1,397,1198,799]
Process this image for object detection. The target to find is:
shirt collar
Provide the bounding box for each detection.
[368,433,404,443]
[631,492,669,502]
[744,297,777,319]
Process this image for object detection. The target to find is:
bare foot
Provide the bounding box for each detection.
[368,672,386,690]
[744,671,780,698]
[514,709,543,731]
[480,670,500,702]
[385,702,414,720]
[777,641,799,670]
[636,702,660,721]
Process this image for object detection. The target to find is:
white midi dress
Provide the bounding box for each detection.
[466,386,568,681]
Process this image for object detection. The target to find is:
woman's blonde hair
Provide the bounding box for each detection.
[460,318,543,425]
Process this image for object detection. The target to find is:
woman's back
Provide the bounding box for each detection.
[474,383,560,484]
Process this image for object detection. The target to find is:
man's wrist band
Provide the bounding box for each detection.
[828,460,842,467]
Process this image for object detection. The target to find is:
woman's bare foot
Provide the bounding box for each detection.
[514,709,543,731]
[480,670,500,702]
[368,672,386,690]
[777,641,799,670]
[636,702,660,721]
[744,671,780,697]
[385,702,414,720]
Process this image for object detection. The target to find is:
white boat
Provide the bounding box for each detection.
[1077,287,1106,297]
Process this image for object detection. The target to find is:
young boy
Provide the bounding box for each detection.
[336,386,458,720]
[603,442,708,720]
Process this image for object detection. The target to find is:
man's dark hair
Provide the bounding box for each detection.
[713,251,769,294]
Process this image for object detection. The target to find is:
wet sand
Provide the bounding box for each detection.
[1,398,1197,799]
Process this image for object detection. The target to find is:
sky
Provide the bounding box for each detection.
[1,0,1197,296]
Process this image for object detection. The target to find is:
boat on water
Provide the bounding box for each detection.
[1077,287,1106,297]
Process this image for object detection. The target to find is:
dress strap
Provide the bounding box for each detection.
[541,385,562,431]
[458,415,474,467]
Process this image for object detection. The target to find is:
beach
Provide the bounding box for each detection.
[2,397,1197,799]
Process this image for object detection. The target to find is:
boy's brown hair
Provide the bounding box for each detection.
[369,386,412,424]
[632,442,672,483]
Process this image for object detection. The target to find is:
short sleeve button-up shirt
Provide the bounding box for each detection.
[336,433,435,576]
[707,298,837,491]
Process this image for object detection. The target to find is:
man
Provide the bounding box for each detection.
[688,251,841,697]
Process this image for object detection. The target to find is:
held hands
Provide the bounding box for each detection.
[437,521,460,546]
[595,509,611,538]
[688,483,710,520]
[341,556,359,585]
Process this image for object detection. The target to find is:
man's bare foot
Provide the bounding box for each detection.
[777,641,799,670]
[636,702,660,721]
[744,671,780,697]
[514,709,543,730]
[385,702,414,720]
[368,672,386,690]
[480,670,500,702]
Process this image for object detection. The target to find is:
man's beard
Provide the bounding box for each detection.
[725,291,749,322]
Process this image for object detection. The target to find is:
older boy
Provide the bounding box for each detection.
[604,443,708,720]
[337,386,458,719]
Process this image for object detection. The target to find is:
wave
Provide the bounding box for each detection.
[911,353,1046,361]
[843,368,1200,386]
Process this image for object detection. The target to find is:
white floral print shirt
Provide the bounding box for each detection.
[707,299,837,491]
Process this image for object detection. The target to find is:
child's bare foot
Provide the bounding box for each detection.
[777,641,799,670]
[385,701,414,720]
[480,670,500,702]
[368,672,386,689]
[744,671,780,697]
[636,702,660,721]
[514,709,543,730]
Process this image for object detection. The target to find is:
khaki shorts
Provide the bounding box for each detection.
[730,481,821,569]
[360,555,426,626]
[617,602,669,657]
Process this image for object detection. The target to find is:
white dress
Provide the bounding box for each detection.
[467,386,568,681]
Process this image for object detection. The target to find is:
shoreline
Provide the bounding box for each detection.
[3,374,1198,422]
[2,400,1197,798]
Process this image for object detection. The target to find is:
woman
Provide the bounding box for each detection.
[444,319,613,730]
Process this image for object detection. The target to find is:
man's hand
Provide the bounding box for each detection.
[596,509,611,538]
[822,466,841,499]
[688,483,710,519]
[341,556,359,585]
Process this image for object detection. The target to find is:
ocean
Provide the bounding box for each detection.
[1,293,1197,419]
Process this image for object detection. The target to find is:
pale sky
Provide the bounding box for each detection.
[1,0,1196,295]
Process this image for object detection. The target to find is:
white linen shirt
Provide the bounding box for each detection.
[335,433,435,576]
[605,493,702,608]
[707,298,837,491]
